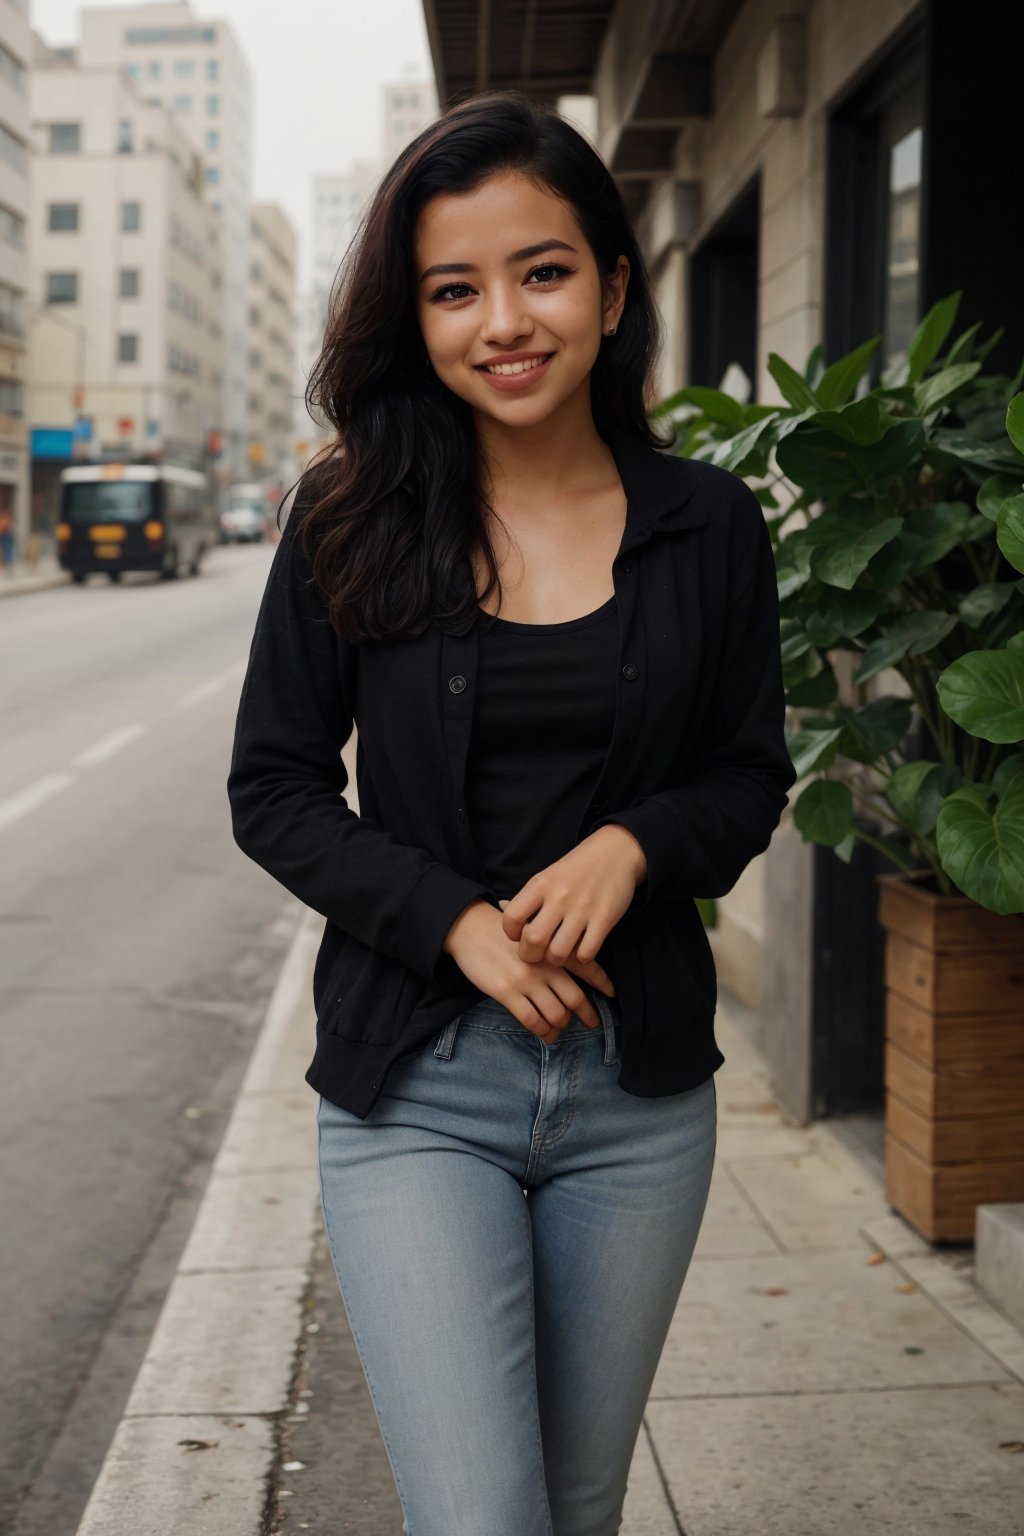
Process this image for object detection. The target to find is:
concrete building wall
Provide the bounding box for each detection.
[78,2,252,483]
[0,0,31,552]
[247,200,296,488]
[588,0,921,1117]
[28,53,222,523]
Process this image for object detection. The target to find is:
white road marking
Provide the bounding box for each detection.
[70,723,147,769]
[175,659,246,710]
[0,772,74,832]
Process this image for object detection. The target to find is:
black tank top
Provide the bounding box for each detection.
[466,594,619,901]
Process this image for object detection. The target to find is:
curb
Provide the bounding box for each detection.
[73,905,323,1536]
[0,570,69,599]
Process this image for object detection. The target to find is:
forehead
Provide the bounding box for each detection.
[414,170,581,258]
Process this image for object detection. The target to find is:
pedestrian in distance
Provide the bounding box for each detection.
[228,90,795,1536]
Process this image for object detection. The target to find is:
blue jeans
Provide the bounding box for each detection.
[316,986,717,1536]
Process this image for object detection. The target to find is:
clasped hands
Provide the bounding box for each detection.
[444,824,647,1044]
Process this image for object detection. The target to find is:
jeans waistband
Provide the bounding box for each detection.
[433,986,621,1066]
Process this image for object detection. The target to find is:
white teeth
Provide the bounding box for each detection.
[484,355,548,375]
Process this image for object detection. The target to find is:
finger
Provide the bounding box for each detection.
[549,977,600,1029]
[567,958,616,997]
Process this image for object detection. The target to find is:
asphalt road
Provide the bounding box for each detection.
[0,545,302,1536]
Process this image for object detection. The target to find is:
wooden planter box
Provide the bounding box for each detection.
[878,873,1024,1242]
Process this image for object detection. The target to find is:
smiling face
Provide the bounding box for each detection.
[413,169,629,431]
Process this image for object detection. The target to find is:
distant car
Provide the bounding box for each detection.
[219,505,265,544]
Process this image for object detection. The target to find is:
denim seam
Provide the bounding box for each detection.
[533,1043,582,1152]
[316,1100,414,1529]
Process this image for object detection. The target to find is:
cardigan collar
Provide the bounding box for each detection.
[602,426,711,556]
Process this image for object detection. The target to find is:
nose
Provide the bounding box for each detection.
[480,282,532,347]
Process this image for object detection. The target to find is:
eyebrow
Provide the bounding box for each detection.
[418,239,578,284]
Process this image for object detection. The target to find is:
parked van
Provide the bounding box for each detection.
[57,462,216,583]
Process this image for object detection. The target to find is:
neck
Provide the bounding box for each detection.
[473,386,614,508]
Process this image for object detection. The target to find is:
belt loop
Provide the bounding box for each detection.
[434,1012,462,1060]
[593,991,619,1066]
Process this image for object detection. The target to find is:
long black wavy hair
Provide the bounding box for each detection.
[299,89,666,644]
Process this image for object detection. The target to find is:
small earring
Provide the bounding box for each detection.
[605,325,617,336]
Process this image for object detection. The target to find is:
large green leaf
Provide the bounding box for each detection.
[887,761,962,837]
[907,291,961,383]
[836,697,913,762]
[913,362,981,415]
[867,502,973,587]
[931,431,1024,475]
[959,582,1018,629]
[668,386,745,428]
[996,493,1024,575]
[785,727,843,779]
[936,774,1024,914]
[806,395,893,445]
[937,651,1024,743]
[1007,394,1024,456]
[977,474,1021,520]
[809,515,902,590]
[768,353,820,411]
[815,338,881,411]
[853,611,957,684]
[793,780,853,846]
[804,588,887,646]
[786,666,839,707]
[781,419,926,494]
[706,413,780,473]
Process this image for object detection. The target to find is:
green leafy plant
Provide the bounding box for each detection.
[655,293,1024,914]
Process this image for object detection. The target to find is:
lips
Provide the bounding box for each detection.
[475,352,555,391]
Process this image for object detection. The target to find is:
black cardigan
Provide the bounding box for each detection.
[227,427,795,1118]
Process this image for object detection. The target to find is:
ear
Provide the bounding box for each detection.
[602,255,630,333]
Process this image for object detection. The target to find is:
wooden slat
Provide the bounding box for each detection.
[887,1090,1024,1163]
[886,991,1024,1067]
[878,872,1024,953]
[886,1133,1024,1242]
[885,933,1024,1015]
[885,1043,1024,1119]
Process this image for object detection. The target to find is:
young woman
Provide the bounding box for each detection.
[228,91,794,1536]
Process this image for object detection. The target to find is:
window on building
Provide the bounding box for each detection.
[174,59,195,77]
[0,123,25,173]
[205,165,219,184]
[0,378,24,417]
[689,176,760,394]
[46,272,78,304]
[205,128,219,150]
[119,268,140,298]
[206,94,219,116]
[124,63,142,80]
[117,333,139,363]
[0,42,26,93]
[0,205,25,249]
[0,282,24,336]
[49,122,81,153]
[826,26,925,373]
[207,58,218,81]
[149,60,162,78]
[120,201,142,232]
[173,93,193,112]
[116,119,133,154]
[47,202,80,232]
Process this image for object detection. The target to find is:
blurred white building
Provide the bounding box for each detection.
[247,201,296,491]
[0,0,30,553]
[27,38,223,526]
[76,2,252,484]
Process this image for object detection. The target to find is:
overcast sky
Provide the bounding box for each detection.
[30,0,435,289]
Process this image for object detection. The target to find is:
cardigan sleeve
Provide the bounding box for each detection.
[592,481,795,904]
[226,480,495,982]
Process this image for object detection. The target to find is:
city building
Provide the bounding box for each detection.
[247,201,297,491]
[76,2,252,484]
[0,0,31,556]
[422,0,1020,1152]
[27,37,224,527]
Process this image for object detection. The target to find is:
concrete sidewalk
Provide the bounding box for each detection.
[74,909,1024,1535]
[0,555,68,597]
